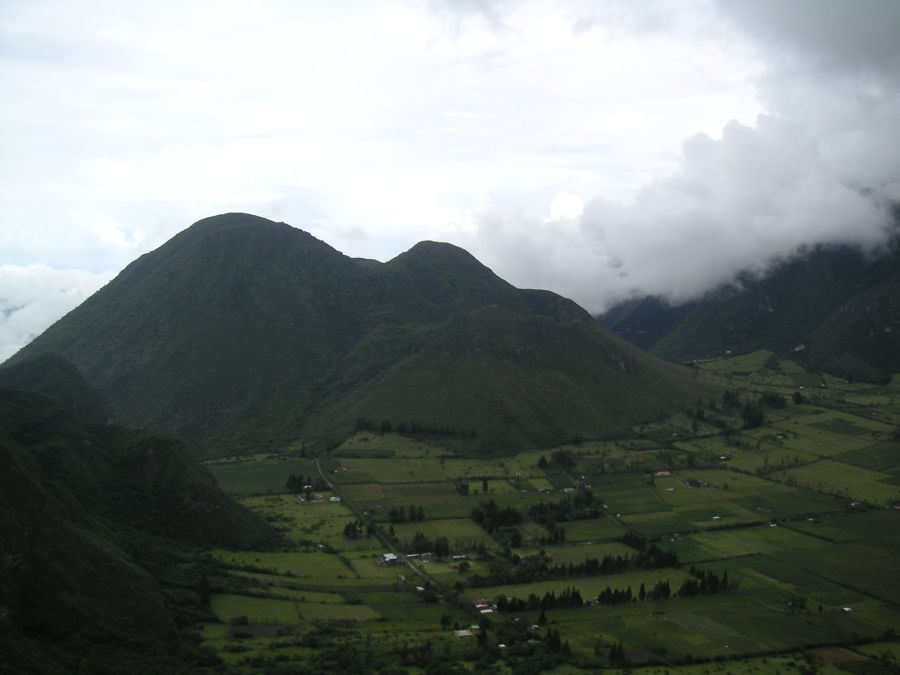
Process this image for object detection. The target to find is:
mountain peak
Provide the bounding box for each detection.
[11,212,704,455]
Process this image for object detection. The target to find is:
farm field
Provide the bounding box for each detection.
[207,455,319,494]
[198,352,900,673]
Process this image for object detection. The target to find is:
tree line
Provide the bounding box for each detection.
[494,567,733,613]
[354,417,476,437]
[285,473,327,493]
[467,533,678,588]
[388,504,425,523]
[527,486,602,525]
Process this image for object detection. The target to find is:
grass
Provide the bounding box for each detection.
[207,457,318,495]
[195,356,900,673]
[518,542,637,565]
[773,459,900,505]
[835,441,900,471]
[667,523,826,561]
[213,550,357,580]
[557,517,628,542]
[209,593,300,624]
[332,432,452,458]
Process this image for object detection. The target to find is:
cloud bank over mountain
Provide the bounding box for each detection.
[468,0,900,311]
[1,1,898,356]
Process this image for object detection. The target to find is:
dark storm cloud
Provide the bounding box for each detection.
[718,0,900,80]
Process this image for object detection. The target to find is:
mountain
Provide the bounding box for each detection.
[0,361,279,673]
[600,241,900,382]
[7,213,707,457]
[0,352,110,423]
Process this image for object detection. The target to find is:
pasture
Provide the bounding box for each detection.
[207,456,318,494]
[197,353,900,673]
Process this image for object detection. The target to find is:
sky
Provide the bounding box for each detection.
[2,0,899,361]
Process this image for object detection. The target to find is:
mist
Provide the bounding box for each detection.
[468,0,900,313]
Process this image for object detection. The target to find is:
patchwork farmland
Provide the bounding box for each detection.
[202,351,900,673]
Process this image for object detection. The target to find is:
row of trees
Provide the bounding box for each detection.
[396,531,450,557]
[342,520,375,539]
[722,389,795,429]
[527,487,601,525]
[494,568,733,613]
[536,448,576,470]
[353,417,476,437]
[468,533,678,587]
[495,586,586,612]
[388,504,425,523]
[470,499,523,534]
[285,473,327,493]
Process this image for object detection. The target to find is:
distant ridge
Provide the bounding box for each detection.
[8,213,707,456]
[600,240,900,382]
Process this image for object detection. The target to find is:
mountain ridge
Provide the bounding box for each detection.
[8,213,707,456]
[600,240,900,381]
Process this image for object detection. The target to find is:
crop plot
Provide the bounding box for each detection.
[835,440,900,471]
[197,355,900,673]
[207,456,318,494]
[773,459,900,505]
[210,593,301,624]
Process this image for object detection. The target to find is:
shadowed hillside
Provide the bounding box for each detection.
[601,241,900,382]
[0,366,279,672]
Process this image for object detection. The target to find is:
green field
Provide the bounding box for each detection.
[774,459,900,505]
[196,358,900,673]
[207,456,319,494]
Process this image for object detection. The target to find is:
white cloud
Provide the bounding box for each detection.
[0,0,897,357]
[464,1,900,312]
[0,265,112,362]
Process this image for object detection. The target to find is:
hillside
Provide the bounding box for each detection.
[7,213,707,457]
[600,242,900,382]
[0,373,279,673]
[0,352,111,423]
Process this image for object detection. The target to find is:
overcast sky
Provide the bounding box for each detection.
[2,0,899,361]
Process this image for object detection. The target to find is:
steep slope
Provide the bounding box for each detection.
[11,213,373,453]
[600,242,900,382]
[0,426,180,674]
[0,352,110,423]
[0,355,279,548]
[9,213,707,456]
[308,306,700,452]
[0,382,278,673]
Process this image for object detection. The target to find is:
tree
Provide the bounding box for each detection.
[544,628,562,653]
[741,400,765,428]
[434,537,450,558]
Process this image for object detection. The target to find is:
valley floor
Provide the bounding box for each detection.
[199,351,900,674]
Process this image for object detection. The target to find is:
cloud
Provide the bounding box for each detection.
[0,265,112,362]
[1,0,897,348]
[466,0,900,312]
[717,0,900,80]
